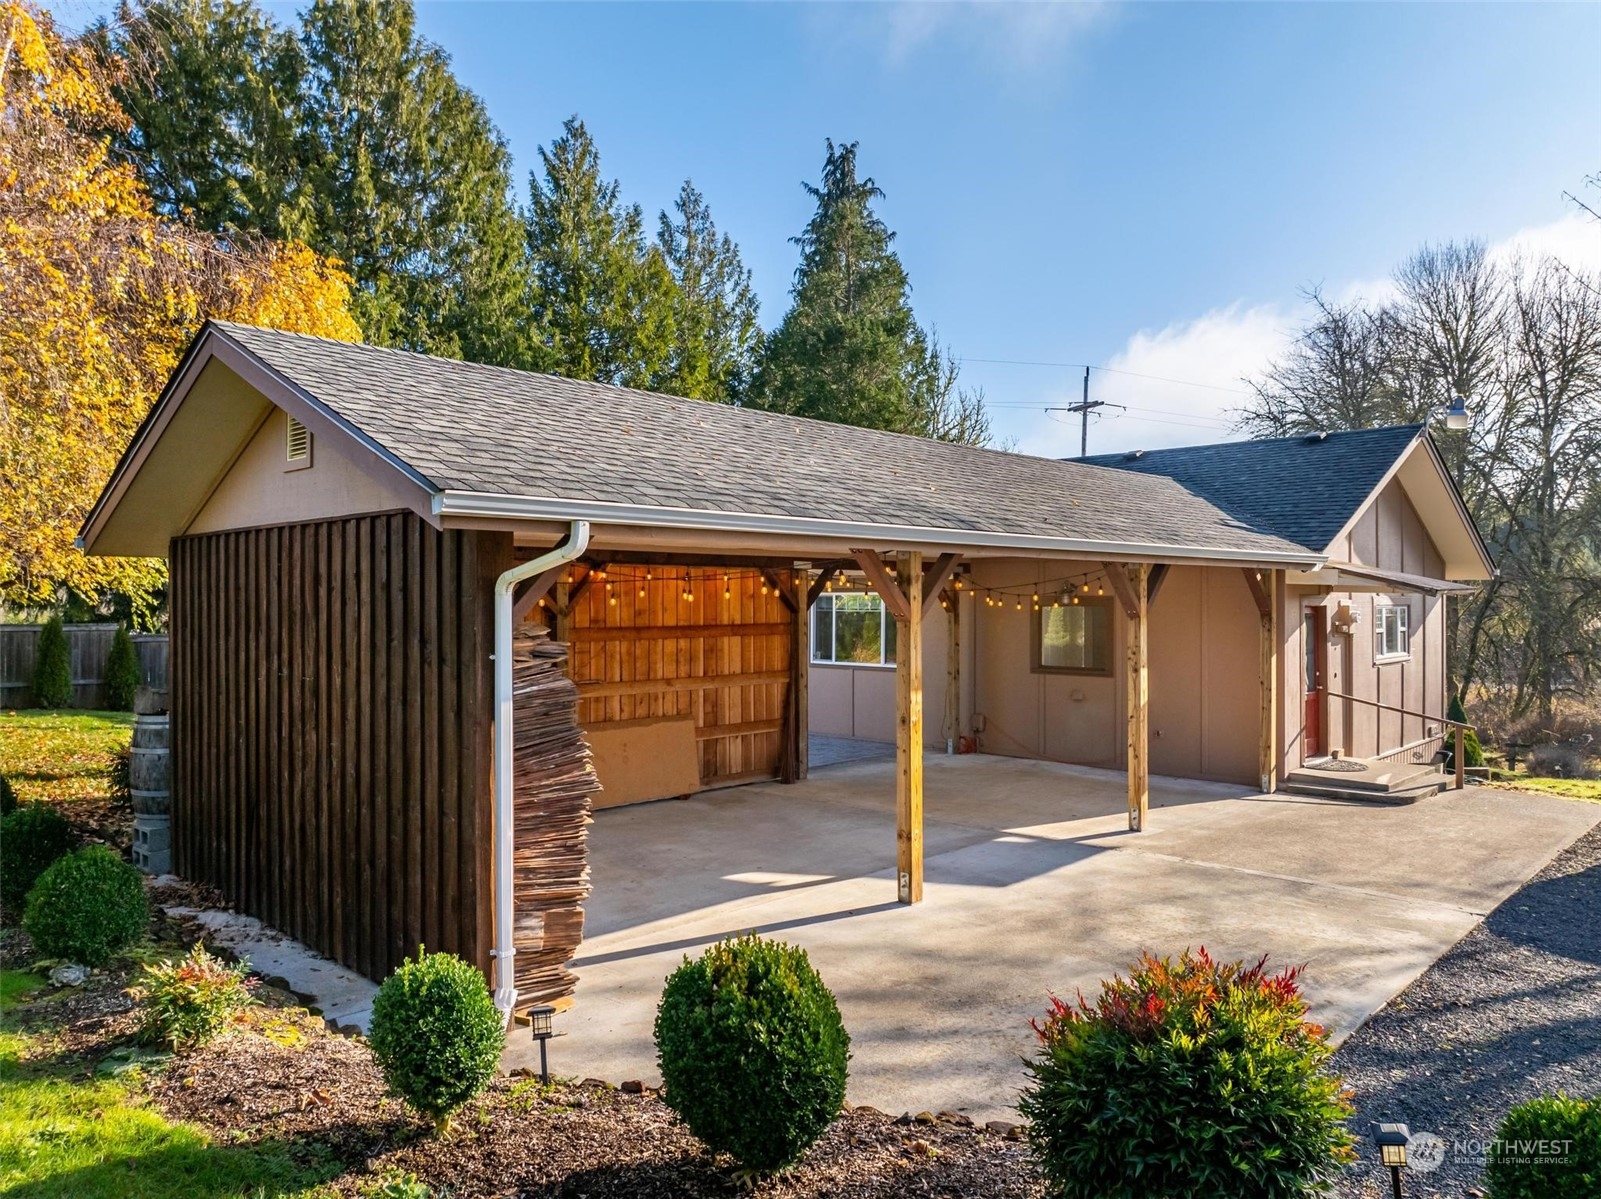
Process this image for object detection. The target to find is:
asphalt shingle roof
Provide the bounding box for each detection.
[211,322,1324,561]
[1080,425,1424,553]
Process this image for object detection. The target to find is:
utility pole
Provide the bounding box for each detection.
[1048,367,1108,458]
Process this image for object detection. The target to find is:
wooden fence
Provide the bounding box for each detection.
[0,624,168,709]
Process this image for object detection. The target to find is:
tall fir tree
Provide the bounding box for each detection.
[655,181,761,401]
[752,140,988,443]
[97,0,311,240]
[297,0,532,363]
[524,117,675,388]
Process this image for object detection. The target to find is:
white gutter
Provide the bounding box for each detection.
[490,519,590,1023]
[433,490,1326,570]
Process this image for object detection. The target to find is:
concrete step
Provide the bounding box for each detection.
[1283,759,1443,795]
[1280,777,1445,805]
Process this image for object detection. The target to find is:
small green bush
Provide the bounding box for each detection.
[104,625,141,711]
[1020,948,1355,1199]
[368,949,505,1136]
[1444,694,1485,771]
[1486,1094,1601,1198]
[23,846,149,966]
[0,804,77,910]
[31,616,72,709]
[0,774,17,818]
[655,934,849,1175]
[109,746,132,806]
[134,943,258,1051]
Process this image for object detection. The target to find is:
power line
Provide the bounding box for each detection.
[960,356,1257,397]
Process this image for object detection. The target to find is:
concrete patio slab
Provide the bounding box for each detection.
[505,754,1598,1123]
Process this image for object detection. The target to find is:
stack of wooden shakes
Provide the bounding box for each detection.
[510,633,599,1013]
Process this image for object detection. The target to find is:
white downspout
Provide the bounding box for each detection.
[491,519,590,1022]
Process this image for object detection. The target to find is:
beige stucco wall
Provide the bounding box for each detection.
[187,406,422,534]
[1280,476,1449,768]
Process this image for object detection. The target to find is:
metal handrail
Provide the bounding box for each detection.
[1325,690,1472,790]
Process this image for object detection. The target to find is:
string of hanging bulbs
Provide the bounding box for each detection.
[534,562,1111,613]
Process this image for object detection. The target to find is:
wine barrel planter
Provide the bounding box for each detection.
[130,713,170,816]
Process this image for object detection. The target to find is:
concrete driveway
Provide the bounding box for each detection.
[510,753,1598,1122]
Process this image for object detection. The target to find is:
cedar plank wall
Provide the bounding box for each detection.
[169,512,510,982]
[560,567,793,787]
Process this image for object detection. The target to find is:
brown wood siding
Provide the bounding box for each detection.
[169,512,509,982]
[554,566,793,787]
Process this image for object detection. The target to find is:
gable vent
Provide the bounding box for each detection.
[286,415,311,464]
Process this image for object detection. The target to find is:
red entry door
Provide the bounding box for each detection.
[1304,609,1326,757]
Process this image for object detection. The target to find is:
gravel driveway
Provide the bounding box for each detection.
[1332,819,1601,1197]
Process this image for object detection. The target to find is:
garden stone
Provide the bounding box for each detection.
[49,962,90,987]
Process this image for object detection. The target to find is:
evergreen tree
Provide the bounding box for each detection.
[104,626,141,712]
[655,181,761,401]
[297,0,532,363]
[752,140,988,443]
[524,117,675,387]
[32,617,72,710]
[98,0,310,240]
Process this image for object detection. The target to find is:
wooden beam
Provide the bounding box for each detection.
[760,567,798,614]
[794,567,810,781]
[574,622,790,641]
[1101,561,1143,622]
[1241,567,1272,617]
[1125,562,1150,832]
[575,670,790,698]
[851,548,913,623]
[921,553,962,615]
[806,563,848,608]
[1258,569,1280,794]
[511,565,562,624]
[895,549,924,902]
[1147,563,1170,606]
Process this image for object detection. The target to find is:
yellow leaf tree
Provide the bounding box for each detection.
[0,1,360,623]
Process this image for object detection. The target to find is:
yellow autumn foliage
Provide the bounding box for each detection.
[0,1,360,621]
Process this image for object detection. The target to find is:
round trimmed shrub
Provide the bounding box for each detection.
[1486,1094,1601,1199]
[23,845,148,966]
[0,774,17,817]
[655,934,849,1175]
[369,950,505,1136]
[0,803,77,910]
[1020,948,1355,1198]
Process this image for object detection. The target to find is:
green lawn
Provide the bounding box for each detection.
[1485,773,1601,802]
[0,711,133,806]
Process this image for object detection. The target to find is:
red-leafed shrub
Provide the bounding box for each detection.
[1020,948,1354,1198]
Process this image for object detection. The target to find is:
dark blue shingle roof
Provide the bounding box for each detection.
[1079,426,1424,553]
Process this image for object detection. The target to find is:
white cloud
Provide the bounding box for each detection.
[1014,211,1601,460]
[819,1,1113,71]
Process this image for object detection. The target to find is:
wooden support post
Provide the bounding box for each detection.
[894,550,924,902]
[794,567,810,782]
[1454,726,1466,790]
[1123,562,1150,831]
[1239,567,1278,794]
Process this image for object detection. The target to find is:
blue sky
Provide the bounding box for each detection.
[55,1,1601,453]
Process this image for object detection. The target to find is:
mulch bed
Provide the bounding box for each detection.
[1330,820,1601,1198]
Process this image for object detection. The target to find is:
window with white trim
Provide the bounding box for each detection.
[1375,603,1409,659]
[812,592,897,666]
[1036,596,1114,675]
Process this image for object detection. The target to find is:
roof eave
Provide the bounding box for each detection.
[432,489,1327,568]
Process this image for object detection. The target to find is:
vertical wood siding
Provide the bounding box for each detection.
[169,513,509,981]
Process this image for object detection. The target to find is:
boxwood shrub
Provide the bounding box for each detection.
[368,950,505,1136]
[655,934,849,1175]
[0,803,77,910]
[1020,948,1354,1198]
[1486,1094,1601,1198]
[23,845,149,965]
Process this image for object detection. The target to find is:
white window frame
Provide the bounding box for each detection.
[811,591,896,668]
[1375,602,1410,661]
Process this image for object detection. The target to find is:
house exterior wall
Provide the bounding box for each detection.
[188,406,426,534]
[169,512,508,982]
[1280,476,1450,768]
[809,612,950,749]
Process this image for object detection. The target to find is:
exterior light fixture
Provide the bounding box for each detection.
[528,1003,556,1085]
[1444,396,1469,431]
[1372,1123,1409,1198]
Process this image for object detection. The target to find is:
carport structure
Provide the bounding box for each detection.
[81,321,1331,1013]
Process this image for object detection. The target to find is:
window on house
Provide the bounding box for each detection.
[1375,603,1410,659]
[812,592,897,666]
[1036,597,1113,675]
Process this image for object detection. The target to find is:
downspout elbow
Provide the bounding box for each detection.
[491,519,590,1024]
